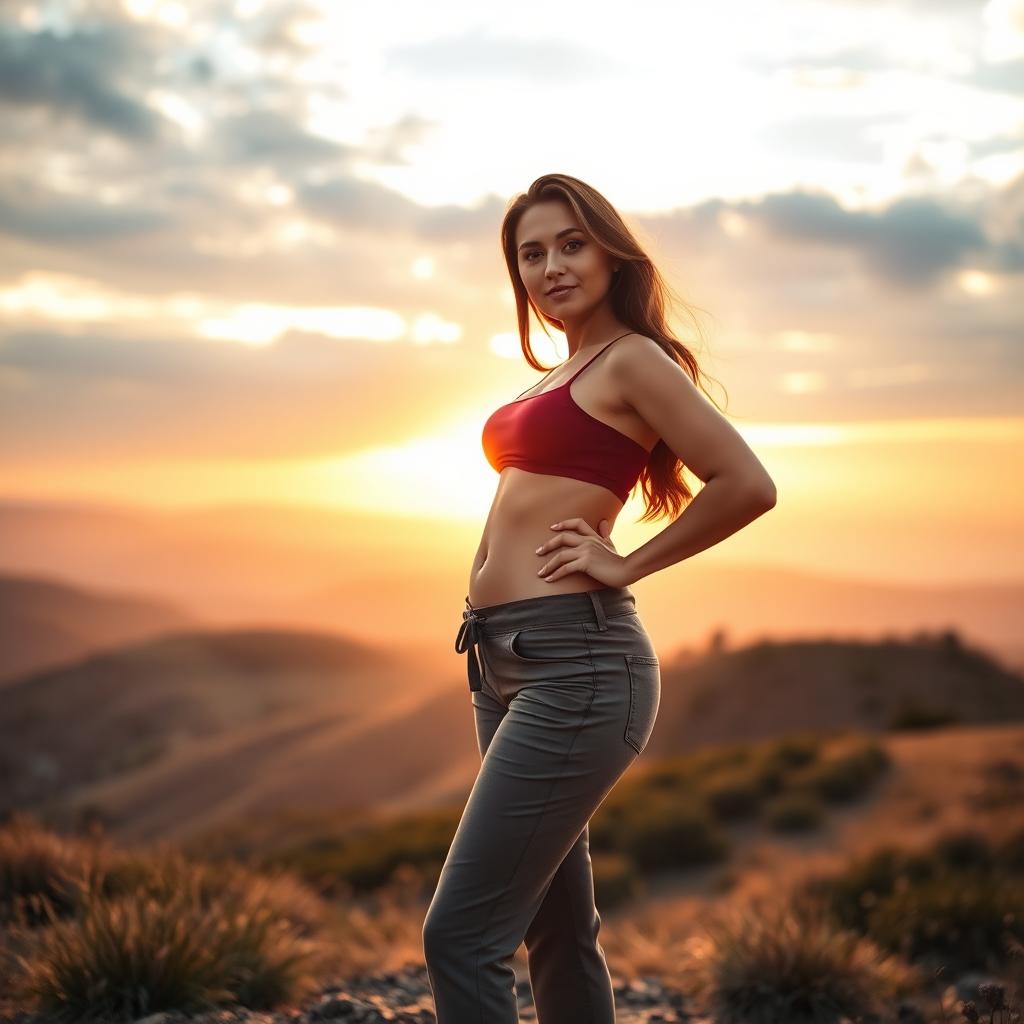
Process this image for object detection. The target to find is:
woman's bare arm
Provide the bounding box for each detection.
[610,337,776,584]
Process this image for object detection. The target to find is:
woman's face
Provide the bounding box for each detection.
[514,200,618,318]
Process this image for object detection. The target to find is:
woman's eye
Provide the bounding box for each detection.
[525,240,583,261]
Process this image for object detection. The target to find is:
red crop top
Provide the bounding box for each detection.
[481,331,652,504]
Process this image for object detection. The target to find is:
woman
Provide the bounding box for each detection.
[422,173,776,1024]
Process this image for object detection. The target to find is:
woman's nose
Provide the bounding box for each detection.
[545,254,566,275]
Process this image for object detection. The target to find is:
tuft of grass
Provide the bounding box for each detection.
[0,815,334,1021]
[10,871,321,1022]
[0,814,94,927]
[695,891,920,1024]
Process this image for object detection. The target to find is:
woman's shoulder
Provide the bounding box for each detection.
[606,334,681,398]
[608,333,667,365]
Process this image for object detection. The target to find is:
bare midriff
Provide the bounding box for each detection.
[467,368,658,608]
[467,471,625,607]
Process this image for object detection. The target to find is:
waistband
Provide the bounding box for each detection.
[468,585,635,634]
[455,586,636,692]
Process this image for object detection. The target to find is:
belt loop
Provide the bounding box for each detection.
[588,590,608,631]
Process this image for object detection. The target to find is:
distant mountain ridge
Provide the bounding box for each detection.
[0,572,197,684]
[2,617,1019,847]
[0,621,454,839]
[1,499,1021,667]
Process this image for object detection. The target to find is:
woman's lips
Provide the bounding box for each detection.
[548,286,575,299]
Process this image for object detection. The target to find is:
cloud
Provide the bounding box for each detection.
[214,108,353,165]
[296,175,503,242]
[968,55,1024,94]
[745,189,988,287]
[0,0,1020,451]
[248,0,325,57]
[0,180,170,243]
[0,21,164,140]
[364,112,441,166]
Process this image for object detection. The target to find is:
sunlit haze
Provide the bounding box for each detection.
[1,0,1022,585]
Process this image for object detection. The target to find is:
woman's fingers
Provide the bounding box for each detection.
[538,537,580,575]
[551,516,596,536]
[539,550,580,580]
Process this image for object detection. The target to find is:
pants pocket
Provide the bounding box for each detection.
[624,654,660,754]
[504,621,590,664]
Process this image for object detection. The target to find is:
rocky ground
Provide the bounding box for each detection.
[2,960,1015,1023]
[0,962,702,1024]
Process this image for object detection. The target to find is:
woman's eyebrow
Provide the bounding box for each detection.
[517,227,584,251]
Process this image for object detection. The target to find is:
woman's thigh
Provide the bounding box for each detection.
[434,661,625,942]
[429,604,661,936]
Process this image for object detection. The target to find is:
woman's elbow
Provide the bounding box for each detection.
[747,473,777,510]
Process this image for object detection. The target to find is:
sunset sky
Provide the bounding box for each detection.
[1,0,1022,585]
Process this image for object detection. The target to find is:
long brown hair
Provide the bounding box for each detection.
[500,172,728,524]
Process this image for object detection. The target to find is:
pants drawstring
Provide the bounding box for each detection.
[455,595,487,692]
[457,591,612,691]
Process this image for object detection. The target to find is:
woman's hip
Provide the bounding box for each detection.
[461,586,661,756]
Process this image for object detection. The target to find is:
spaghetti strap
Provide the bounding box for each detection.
[511,330,634,401]
[565,331,635,383]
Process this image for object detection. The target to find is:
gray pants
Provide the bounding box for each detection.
[423,585,661,1023]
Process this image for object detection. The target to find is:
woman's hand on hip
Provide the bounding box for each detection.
[535,517,632,588]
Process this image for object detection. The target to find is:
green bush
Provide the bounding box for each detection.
[887,701,960,731]
[687,744,753,776]
[750,761,786,797]
[802,845,917,934]
[932,828,996,872]
[615,794,729,871]
[865,869,1024,972]
[763,791,825,833]
[799,828,1024,972]
[699,767,763,821]
[761,734,821,772]
[790,740,890,804]
[265,809,461,896]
